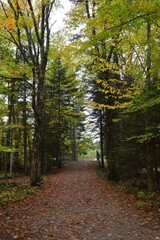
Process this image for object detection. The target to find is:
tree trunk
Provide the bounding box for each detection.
[22,80,28,175]
[23,107,28,175]
[105,109,116,180]
[153,140,159,191]
[30,74,45,186]
[146,20,154,192]
[99,110,104,167]
[71,124,78,161]
[146,141,154,191]
[9,152,14,177]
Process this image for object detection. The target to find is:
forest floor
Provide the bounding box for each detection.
[0,160,160,240]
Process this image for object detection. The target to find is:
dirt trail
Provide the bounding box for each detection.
[0,161,160,240]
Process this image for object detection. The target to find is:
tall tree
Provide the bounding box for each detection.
[0,0,56,185]
[66,0,160,188]
[45,51,85,166]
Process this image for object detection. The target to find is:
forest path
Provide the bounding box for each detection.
[0,160,160,240]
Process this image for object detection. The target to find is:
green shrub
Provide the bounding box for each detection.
[0,182,38,204]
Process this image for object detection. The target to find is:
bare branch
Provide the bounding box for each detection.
[85,0,91,19]
[27,0,41,44]
[0,0,9,18]
[131,46,145,71]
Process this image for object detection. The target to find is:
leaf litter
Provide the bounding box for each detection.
[0,161,160,240]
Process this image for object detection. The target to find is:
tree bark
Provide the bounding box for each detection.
[22,85,28,175]
[105,108,116,180]
[71,124,78,161]
[30,74,45,186]
[146,20,154,192]
[99,110,104,167]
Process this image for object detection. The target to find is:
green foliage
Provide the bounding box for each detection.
[0,182,38,204]
[96,170,107,181]
[78,134,96,155]
[79,148,96,160]
[45,52,86,164]
[65,0,160,190]
[0,0,160,191]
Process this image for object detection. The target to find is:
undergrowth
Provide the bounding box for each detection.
[119,181,160,213]
[96,167,160,213]
[0,182,38,205]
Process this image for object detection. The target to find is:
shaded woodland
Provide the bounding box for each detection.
[0,0,160,192]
